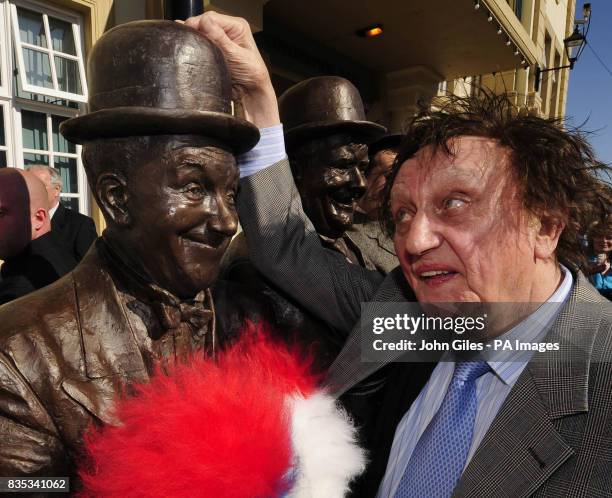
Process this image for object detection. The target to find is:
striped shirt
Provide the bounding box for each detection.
[237,124,287,178]
[376,265,574,498]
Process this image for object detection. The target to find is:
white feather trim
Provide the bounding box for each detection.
[287,391,367,498]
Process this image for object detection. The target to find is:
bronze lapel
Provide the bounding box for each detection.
[60,249,149,425]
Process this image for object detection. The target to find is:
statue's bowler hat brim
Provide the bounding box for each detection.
[284,120,386,150]
[60,107,260,155]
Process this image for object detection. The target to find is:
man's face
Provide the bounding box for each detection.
[123,136,238,298]
[360,149,396,219]
[30,169,60,208]
[390,136,542,303]
[293,133,368,239]
[0,169,31,259]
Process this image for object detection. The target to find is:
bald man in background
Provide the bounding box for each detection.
[28,164,97,262]
[0,168,76,305]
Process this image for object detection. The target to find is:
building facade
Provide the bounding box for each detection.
[0,0,578,234]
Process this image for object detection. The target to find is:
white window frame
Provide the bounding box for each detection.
[0,1,10,98]
[10,0,88,103]
[13,102,88,213]
[0,99,14,167]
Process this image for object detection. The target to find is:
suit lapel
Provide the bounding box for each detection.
[60,247,149,425]
[51,203,67,232]
[454,273,601,498]
[367,228,396,257]
[453,370,574,498]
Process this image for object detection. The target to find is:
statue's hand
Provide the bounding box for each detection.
[185,12,280,129]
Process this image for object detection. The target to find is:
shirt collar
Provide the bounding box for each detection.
[487,264,573,385]
[49,203,59,219]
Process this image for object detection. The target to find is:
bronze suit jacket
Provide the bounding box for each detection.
[0,244,268,481]
[237,159,612,497]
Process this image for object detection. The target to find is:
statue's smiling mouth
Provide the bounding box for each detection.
[182,230,229,249]
[327,186,360,209]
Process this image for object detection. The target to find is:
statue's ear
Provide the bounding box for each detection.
[96,172,130,226]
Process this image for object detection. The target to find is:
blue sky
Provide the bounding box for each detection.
[565,0,612,164]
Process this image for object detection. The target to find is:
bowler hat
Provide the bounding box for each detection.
[279,76,386,150]
[60,20,259,154]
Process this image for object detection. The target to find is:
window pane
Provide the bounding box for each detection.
[22,48,53,88]
[59,196,79,211]
[49,17,76,55]
[0,151,6,168]
[0,107,4,146]
[23,152,49,165]
[54,156,77,193]
[55,57,81,94]
[52,116,75,153]
[22,111,48,150]
[17,8,47,48]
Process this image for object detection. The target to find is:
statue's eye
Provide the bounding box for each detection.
[227,190,236,204]
[185,183,204,198]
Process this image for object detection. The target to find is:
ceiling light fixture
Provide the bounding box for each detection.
[356,24,384,38]
[487,12,493,22]
[497,25,503,35]
[474,0,480,10]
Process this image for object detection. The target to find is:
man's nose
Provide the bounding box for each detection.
[208,197,238,237]
[399,212,442,257]
[349,167,367,197]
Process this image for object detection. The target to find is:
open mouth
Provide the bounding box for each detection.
[418,270,459,286]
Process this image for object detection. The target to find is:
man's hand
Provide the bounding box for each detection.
[184,12,280,128]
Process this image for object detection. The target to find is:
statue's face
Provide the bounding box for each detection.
[106,136,238,298]
[0,169,31,259]
[292,133,368,239]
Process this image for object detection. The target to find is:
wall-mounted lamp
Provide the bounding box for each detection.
[534,3,589,91]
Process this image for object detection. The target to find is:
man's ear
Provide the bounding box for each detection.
[96,173,130,226]
[32,207,48,233]
[534,213,566,260]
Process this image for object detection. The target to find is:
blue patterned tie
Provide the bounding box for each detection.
[393,361,491,498]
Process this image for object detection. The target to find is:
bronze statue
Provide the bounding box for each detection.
[0,20,269,480]
[222,77,387,367]
[348,133,402,275]
[281,76,386,269]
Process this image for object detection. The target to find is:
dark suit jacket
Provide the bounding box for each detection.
[238,159,612,498]
[0,244,277,483]
[51,204,98,262]
[0,232,77,305]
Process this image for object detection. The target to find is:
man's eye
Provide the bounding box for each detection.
[442,198,466,210]
[394,207,411,224]
[226,190,237,205]
[185,183,204,197]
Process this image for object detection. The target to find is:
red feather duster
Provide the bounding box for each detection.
[78,321,319,498]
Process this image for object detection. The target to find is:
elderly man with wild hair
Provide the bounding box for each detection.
[186,11,612,498]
